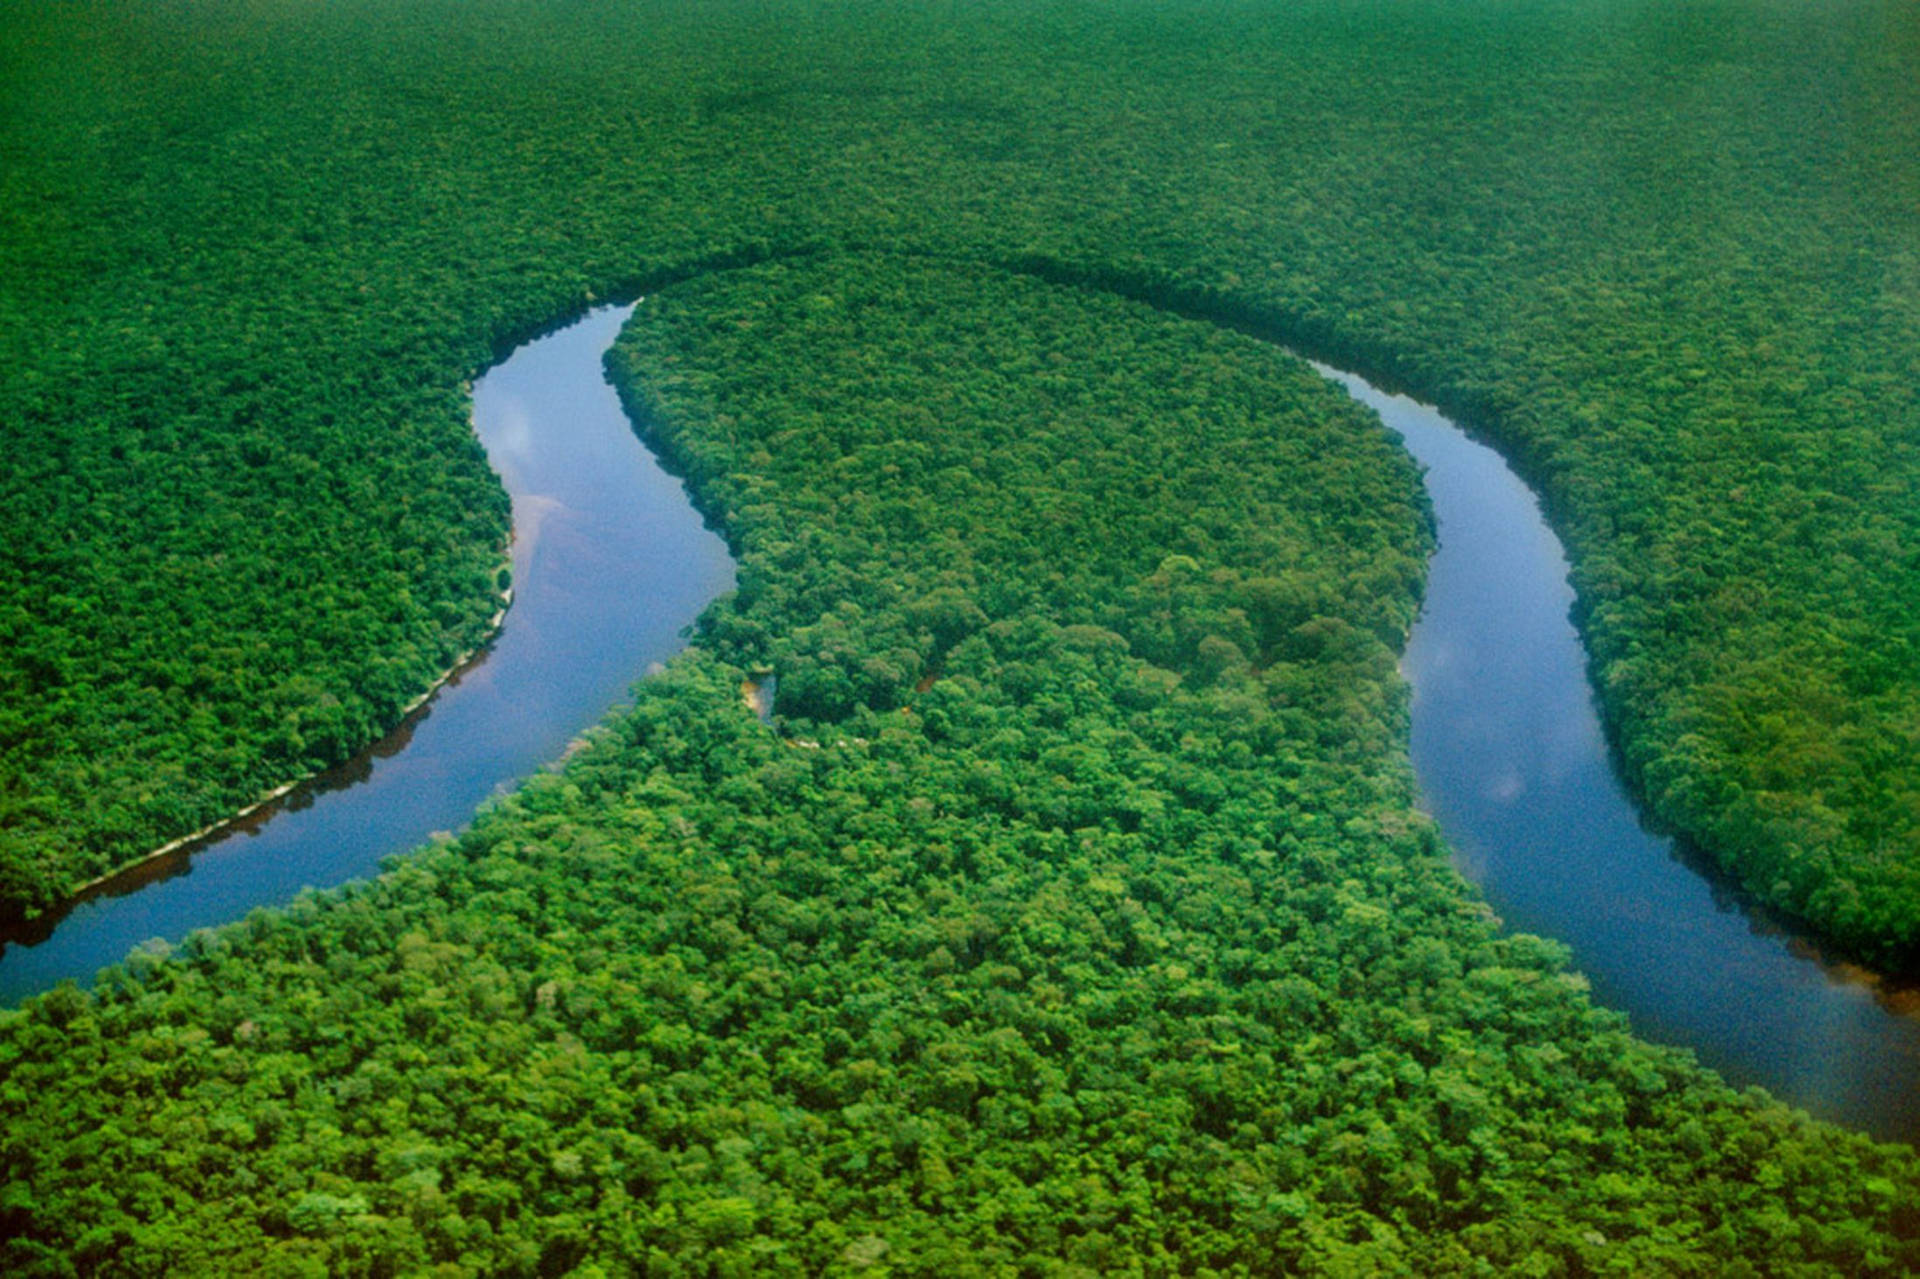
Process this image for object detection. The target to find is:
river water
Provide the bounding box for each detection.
[0,305,735,1001]
[3,302,1914,1145]
[1314,364,1920,1145]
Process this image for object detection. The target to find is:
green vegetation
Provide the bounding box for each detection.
[2,0,1914,957]
[2,0,1919,1269]
[4,253,1917,1274]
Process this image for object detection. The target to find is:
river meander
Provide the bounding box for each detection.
[2,299,1915,1144]
[1316,364,1920,1144]
[0,304,735,1002]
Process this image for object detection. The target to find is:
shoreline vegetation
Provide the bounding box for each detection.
[18,580,513,929]
[1,0,1913,966]
[29,254,1919,1024]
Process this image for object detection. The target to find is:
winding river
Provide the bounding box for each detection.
[2,298,1916,1144]
[0,305,734,1002]
[1315,365,1920,1145]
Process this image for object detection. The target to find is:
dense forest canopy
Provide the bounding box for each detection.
[1,0,1914,959]
[5,249,1918,1276]
[2,0,1918,1271]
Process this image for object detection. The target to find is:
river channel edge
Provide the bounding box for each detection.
[36,582,515,921]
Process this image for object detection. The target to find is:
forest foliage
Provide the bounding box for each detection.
[1,0,1915,958]
[1,0,1918,1270]
[2,0,1916,957]
[4,253,1917,1275]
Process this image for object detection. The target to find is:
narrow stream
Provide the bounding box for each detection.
[0,304,735,1002]
[1314,364,1920,1145]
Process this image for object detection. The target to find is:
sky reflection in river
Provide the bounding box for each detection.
[1315,363,1920,1144]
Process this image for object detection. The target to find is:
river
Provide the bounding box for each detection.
[3,301,1914,1144]
[1314,364,1920,1145]
[0,304,735,1002]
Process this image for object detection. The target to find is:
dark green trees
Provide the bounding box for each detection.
[2,0,1919,1270]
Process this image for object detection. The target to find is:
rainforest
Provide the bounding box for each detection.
[2,0,1917,1273]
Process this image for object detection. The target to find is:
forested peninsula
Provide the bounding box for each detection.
[3,0,1918,1272]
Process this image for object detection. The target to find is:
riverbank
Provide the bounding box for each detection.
[14,272,1920,1141]
[0,305,734,1001]
[43,580,514,916]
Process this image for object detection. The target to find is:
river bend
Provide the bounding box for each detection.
[3,301,1915,1144]
[1316,364,1920,1144]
